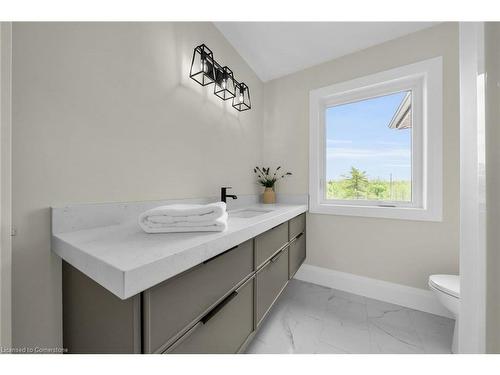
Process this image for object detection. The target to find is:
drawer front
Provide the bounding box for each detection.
[289,233,306,279]
[143,240,254,353]
[256,247,289,325]
[255,222,288,267]
[289,213,306,240]
[167,278,254,354]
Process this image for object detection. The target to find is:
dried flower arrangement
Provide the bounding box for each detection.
[253,166,292,188]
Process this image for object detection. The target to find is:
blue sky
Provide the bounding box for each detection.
[326,91,411,181]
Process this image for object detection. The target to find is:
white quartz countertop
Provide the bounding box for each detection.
[52,203,307,300]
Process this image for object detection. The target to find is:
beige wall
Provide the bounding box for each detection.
[485,22,500,354]
[263,23,460,289]
[11,22,263,348]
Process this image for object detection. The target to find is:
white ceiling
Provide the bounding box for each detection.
[214,22,438,82]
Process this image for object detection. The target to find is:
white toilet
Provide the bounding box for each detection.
[428,274,460,353]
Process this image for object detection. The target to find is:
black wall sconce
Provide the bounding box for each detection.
[189,44,215,86]
[233,83,251,112]
[190,43,251,112]
[214,66,235,101]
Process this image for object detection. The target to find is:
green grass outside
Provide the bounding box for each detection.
[326,179,412,202]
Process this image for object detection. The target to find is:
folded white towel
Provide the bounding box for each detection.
[139,212,228,234]
[138,202,228,234]
[140,202,226,222]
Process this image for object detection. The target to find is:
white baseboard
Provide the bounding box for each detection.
[294,264,454,319]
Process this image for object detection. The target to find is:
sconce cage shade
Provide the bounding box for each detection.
[189,43,252,112]
[214,66,236,100]
[232,83,251,111]
[190,44,216,86]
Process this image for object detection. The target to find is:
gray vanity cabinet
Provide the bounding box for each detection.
[289,233,306,279]
[289,213,306,240]
[142,240,254,353]
[255,247,289,325]
[166,277,254,354]
[62,263,142,354]
[62,213,306,354]
[254,222,288,267]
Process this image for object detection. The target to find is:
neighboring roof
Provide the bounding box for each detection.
[388,92,412,130]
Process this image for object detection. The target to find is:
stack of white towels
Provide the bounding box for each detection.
[138,202,228,234]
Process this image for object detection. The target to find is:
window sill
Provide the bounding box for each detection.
[309,202,442,222]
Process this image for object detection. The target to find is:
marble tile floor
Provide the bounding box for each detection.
[245,279,454,354]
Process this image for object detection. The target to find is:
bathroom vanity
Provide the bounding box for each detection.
[52,200,307,353]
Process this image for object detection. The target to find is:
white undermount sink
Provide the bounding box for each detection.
[228,208,274,218]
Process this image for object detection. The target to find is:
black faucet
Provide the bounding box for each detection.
[221,187,238,203]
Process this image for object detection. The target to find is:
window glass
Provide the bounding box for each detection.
[325,91,412,202]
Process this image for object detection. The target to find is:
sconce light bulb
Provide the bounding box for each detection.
[201,59,207,73]
[239,93,244,103]
[222,79,227,89]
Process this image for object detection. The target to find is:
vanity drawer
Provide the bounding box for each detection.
[289,233,306,279]
[289,213,306,240]
[143,239,254,353]
[166,277,254,354]
[255,222,288,267]
[256,247,289,325]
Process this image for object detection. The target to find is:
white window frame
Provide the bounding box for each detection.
[309,57,443,221]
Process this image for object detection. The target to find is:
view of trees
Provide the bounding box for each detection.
[326,167,411,202]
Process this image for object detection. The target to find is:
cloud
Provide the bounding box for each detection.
[327,147,410,160]
[374,140,409,146]
[384,163,411,168]
[327,139,353,146]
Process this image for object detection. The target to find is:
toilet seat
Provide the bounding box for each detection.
[429,274,460,299]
